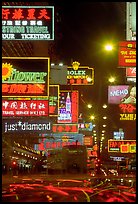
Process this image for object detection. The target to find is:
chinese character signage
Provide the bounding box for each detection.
[108,85,136,104]
[119,103,136,121]
[118,41,136,67]
[2,6,54,40]
[35,133,83,150]
[49,85,59,116]
[2,100,49,116]
[52,124,78,133]
[67,61,94,85]
[78,123,93,131]
[2,84,46,96]
[3,85,59,116]
[2,118,52,133]
[2,57,50,96]
[108,139,136,153]
[83,136,93,146]
[57,90,79,123]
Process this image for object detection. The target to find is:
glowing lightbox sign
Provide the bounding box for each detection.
[2,85,59,116]
[108,140,136,153]
[35,133,83,150]
[52,124,78,133]
[2,84,46,96]
[2,6,54,40]
[126,67,136,77]
[118,41,136,67]
[67,61,94,85]
[108,85,136,104]
[119,104,136,113]
[120,113,136,121]
[57,90,79,123]
[2,100,49,116]
[2,57,50,96]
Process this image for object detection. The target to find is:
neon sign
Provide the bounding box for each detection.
[2,100,49,116]
[2,66,47,83]
[120,114,136,120]
[67,61,94,85]
[119,104,136,113]
[52,124,78,133]
[2,6,54,40]
[2,57,50,96]
[2,84,45,95]
[118,41,136,67]
[58,90,79,123]
[108,139,136,153]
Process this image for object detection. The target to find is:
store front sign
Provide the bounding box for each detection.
[67,61,94,85]
[2,99,49,116]
[2,118,52,133]
[118,41,136,67]
[120,113,136,120]
[2,6,54,40]
[2,57,50,96]
[108,140,136,153]
[52,124,78,133]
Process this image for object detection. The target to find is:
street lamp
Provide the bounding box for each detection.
[105,44,113,51]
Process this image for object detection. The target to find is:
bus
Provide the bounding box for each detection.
[46,145,87,174]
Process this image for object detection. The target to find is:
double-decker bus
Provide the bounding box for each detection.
[46,145,87,174]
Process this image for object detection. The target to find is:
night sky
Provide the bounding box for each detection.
[50,1,135,139]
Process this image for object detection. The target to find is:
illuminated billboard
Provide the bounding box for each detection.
[108,140,136,153]
[67,61,94,85]
[34,133,84,151]
[126,67,136,77]
[108,85,136,104]
[2,6,54,40]
[2,100,49,116]
[2,57,50,96]
[52,124,78,133]
[118,41,136,67]
[49,85,59,116]
[119,103,136,121]
[57,90,79,123]
[2,85,59,116]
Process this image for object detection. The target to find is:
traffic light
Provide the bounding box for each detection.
[12,161,17,166]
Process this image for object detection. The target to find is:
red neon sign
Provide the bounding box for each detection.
[2,84,45,95]
[2,8,51,20]
[52,124,78,133]
[119,104,136,113]
[118,41,136,67]
[2,100,49,116]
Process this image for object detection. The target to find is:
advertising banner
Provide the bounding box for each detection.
[49,85,59,116]
[34,133,84,150]
[2,99,49,116]
[2,118,52,133]
[118,41,136,67]
[2,57,50,96]
[108,139,136,153]
[67,61,94,85]
[126,67,136,77]
[57,90,79,123]
[108,85,136,104]
[2,85,59,116]
[2,6,54,40]
[78,122,93,131]
[52,124,78,133]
